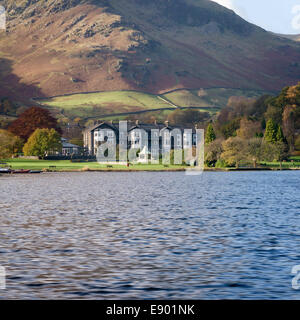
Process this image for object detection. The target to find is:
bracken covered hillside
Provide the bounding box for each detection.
[0,0,300,100]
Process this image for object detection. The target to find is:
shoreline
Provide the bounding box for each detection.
[2,167,300,174]
[2,159,300,174]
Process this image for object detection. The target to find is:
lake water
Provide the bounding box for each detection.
[0,171,300,299]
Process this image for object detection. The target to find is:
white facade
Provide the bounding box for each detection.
[94,128,116,153]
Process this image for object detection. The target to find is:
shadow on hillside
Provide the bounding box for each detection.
[0,57,45,102]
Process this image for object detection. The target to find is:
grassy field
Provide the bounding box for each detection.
[163,90,211,108]
[2,159,187,171]
[290,156,300,161]
[2,158,300,172]
[260,156,300,168]
[38,91,174,112]
[40,91,173,109]
[84,108,175,122]
[163,88,271,109]
[36,91,179,120]
[0,114,17,127]
[39,88,267,110]
[36,88,271,120]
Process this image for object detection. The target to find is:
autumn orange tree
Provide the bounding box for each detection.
[8,107,62,141]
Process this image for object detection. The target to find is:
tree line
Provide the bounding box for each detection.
[0,107,62,159]
[204,82,300,168]
[1,82,300,163]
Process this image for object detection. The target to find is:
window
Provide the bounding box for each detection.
[107,136,115,144]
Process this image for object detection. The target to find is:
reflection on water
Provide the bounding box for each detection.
[0,171,300,299]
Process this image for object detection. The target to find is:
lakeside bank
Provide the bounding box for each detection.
[1,159,300,173]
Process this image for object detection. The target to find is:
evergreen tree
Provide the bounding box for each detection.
[205,123,216,144]
[276,125,285,142]
[264,119,277,144]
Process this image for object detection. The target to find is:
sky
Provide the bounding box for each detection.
[211,0,300,34]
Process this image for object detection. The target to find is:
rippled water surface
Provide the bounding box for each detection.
[0,171,300,299]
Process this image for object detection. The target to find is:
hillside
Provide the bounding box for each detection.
[276,33,300,42]
[0,0,300,102]
[36,87,269,121]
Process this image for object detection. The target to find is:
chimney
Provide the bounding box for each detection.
[136,120,139,126]
[154,119,157,126]
[165,120,169,127]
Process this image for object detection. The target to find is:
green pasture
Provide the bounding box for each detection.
[38,91,174,110]
[163,88,271,109]
[2,159,187,171]
[35,88,271,120]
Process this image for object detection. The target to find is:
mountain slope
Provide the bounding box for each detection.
[276,33,300,42]
[0,0,300,100]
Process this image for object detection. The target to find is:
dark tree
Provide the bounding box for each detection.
[276,125,285,143]
[205,123,216,144]
[168,109,209,126]
[8,107,61,141]
[264,119,277,144]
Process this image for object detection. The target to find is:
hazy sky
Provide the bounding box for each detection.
[211,0,300,34]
